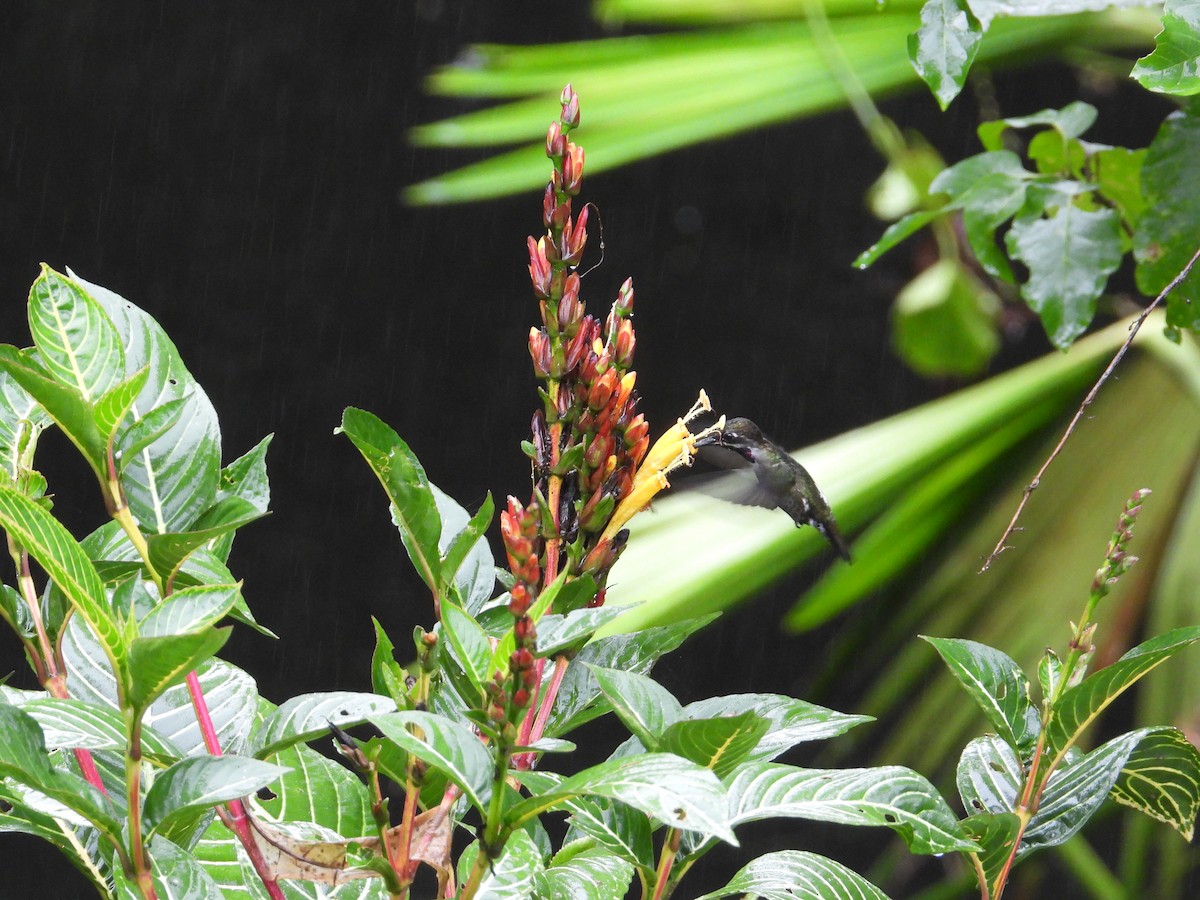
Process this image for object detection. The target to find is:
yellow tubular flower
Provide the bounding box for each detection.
[599,391,724,544]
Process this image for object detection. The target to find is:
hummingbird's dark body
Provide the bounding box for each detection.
[701,417,851,562]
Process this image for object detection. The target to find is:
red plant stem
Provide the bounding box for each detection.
[650,828,680,900]
[393,768,420,889]
[73,747,108,794]
[185,670,285,900]
[516,660,545,750]
[543,414,564,586]
[10,543,111,795]
[513,654,570,770]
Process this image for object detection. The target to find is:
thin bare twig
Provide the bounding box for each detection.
[980,244,1200,572]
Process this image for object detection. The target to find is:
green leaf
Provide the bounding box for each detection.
[924,636,1040,755]
[126,626,231,712]
[536,842,635,900]
[724,761,976,856]
[112,836,226,900]
[22,697,180,764]
[1005,195,1123,348]
[370,617,407,705]
[930,149,1031,281]
[208,435,272,561]
[405,12,1114,204]
[216,434,273,513]
[956,734,1021,817]
[139,583,241,638]
[338,407,442,591]
[431,483,496,614]
[144,496,267,581]
[0,368,51,490]
[0,582,33,638]
[71,270,223,534]
[589,665,683,750]
[370,710,493,811]
[1046,626,1200,759]
[174,549,273,638]
[457,830,543,899]
[908,0,982,110]
[0,703,123,843]
[959,812,1022,897]
[0,486,125,679]
[977,101,1098,150]
[853,209,942,269]
[0,345,107,477]
[1093,145,1147,228]
[60,613,258,755]
[93,365,150,443]
[440,600,493,695]
[0,784,110,893]
[114,397,186,470]
[539,778,654,871]
[251,691,397,760]
[439,491,494,597]
[253,738,374,831]
[1025,727,1165,855]
[692,849,891,900]
[892,259,1000,377]
[683,694,872,761]
[1038,648,1063,701]
[1134,109,1200,330]
[1026,130,1088,177]
[143,755,289,838]
[549,614,718,736]
[27,265,124,402]
[509,752,736,844]
[1132,0,1200,96]
[660,712,771,779]
[1109,727,1200,840]
[536,606,630,657]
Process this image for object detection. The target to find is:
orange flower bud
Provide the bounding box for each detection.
[527,236,551,298]
[562,143,584,195]
[557,274,582,335]
[529,328,551,378]
[614,320,635,368]
[588,368,619,412]
[560,84,580,128]
[545,122,565,160]
[624,414,649,447]
[542,184,556,228]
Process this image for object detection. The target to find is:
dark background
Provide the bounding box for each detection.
[0,1,1173,896]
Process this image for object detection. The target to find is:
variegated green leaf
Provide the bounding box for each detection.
[692,849,891,900]
[27,265,123,403]
[724,761,975,856]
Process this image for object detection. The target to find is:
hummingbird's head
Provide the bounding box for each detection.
[715,417,764,457]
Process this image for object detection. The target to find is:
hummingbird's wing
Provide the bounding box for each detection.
[684,445,780,510]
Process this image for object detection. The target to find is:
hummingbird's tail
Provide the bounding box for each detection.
[817,520,852,563]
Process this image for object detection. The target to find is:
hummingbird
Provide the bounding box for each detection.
[695,416,851,562]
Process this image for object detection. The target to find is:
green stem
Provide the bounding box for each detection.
[110,496,285,898]
[111,503,162,594]
[802,0,959,260]
[459,848,490,900]
[802,0,905,161]
[124,713,159,900]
